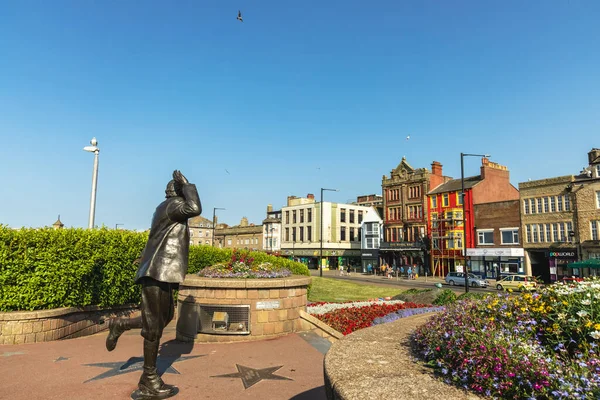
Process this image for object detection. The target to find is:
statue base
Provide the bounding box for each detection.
[130,386,179,399]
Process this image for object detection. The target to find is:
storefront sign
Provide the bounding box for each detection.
[466,248,524,257]
[549,251,576,258]
[380,241,422,250]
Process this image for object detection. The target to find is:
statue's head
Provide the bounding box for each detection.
[165,180,182,198]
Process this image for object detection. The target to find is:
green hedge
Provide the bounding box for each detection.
[0,227,309,312]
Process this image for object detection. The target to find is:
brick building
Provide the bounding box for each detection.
[428,158,519,277]
[188,215,214,246]
[468,200,524,279]
[520,148,600,281]
[214,217,263,251]
[380,157,450,272]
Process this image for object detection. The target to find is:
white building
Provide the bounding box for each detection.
[360,207,384,273]
[262,204,282,254]
[280,194,372,270]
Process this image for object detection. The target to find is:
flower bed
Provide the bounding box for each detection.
[308,300,430,335]
[197,249,291,278]
[412,279,600,399]
[372,306,445,325]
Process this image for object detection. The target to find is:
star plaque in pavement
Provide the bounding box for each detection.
[212,364,292,389]
[83,354,204,383]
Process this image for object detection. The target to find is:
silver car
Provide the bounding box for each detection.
[445,272,489,288]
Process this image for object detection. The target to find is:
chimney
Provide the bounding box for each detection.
[429,161,444,190]
[267,204,273,213]
[588,148,600,165]
[240,217,248,227]
[480,158,509,181]
[307,193,315,199]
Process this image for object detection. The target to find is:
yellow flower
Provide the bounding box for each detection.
[562,301,568,306]
[489,317,495,322]
[595,323,600,330]
[585,321,593,328]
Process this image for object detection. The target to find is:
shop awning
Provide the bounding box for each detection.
[566,258,600,269]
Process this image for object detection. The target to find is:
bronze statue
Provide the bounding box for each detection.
[106,170,201,398]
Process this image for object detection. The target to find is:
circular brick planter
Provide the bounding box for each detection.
[175,274,311,343]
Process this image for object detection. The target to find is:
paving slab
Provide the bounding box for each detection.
[0,323,326,400]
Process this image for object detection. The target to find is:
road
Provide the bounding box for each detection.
[309,269,500,295]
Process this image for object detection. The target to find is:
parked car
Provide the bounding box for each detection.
[445,272,489,288]
[561,276,584,283]
[495,275,538,292]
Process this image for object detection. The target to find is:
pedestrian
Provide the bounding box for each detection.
[400,266,405,279]
[407,266,412,280]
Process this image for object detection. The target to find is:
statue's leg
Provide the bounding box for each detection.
[137,279,176,396]
[106,315,142,351]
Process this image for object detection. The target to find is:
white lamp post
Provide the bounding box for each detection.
[83,137,100,229]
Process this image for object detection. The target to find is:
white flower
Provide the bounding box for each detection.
[577,310,589,318]
[590,331,600,340]
[557,313,567,320]
[581,299,591,306]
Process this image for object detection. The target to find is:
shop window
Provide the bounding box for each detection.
[477,229,494,245]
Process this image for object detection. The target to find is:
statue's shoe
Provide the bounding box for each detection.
[105,320,124,352]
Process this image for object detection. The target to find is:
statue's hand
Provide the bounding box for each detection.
[173,170,189,185]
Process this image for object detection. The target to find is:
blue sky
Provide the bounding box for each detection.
[1,1,598,230]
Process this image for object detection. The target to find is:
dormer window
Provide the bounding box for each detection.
[596,164,600,178]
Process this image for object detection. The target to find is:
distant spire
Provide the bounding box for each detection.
[53,215,64,229]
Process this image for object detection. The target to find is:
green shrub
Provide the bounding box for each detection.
[432,289,457,306]
[0,226,310,312]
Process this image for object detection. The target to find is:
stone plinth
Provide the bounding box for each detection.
[176,274,311,343]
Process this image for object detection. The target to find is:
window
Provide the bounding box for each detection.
[307,208,312,222]
[597,165,600,178]
[559,223,566,242]
[524,199,530,214]
[529,199,536,214]
[358,210,363,223]
[367,222,379,234]
[285,228,289,241]
[552,223,559,242]
[532,225,539,243]
[293,210,297,223]
[457,192,463,206]
[292,227,296,241]
[432,238,440,249]
[442,193,449,207]
[341,226,346,241]
[545,224,551,242]
[537,198,543,213]
[557,195,563,212]
[299,226,304,241]
[592,221,599,241]
[526,225,532,243]
[500,228,519,245]
[543,197,549,213]
[564,195,570,211]
[431,196,437,208]
[566,221,573,242]
[307,226,312,241]
[597,191,600,208]
[431,213,439,229]
[350,227,356,241]
[300,209,304,223]
[350,210,355,223]
[245,239,249,245]
[550,197,556,212]
[477,229,494,245]
[341,209,346,223]
[227,239,232,246]
[285,211,289,223]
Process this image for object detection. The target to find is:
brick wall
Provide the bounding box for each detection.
[474,200,521,247]
[0,305,139,345]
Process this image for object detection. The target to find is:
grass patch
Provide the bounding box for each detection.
[308,277,404,303]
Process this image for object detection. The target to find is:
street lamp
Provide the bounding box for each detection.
[83,137,100,229]
[115,223,123,230]
[461,152,490,293]
[320,188,339,277]
[212,207,226,247]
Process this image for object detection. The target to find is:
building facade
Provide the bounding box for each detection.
[359,207,383,273]
[381,158,450,273]
[213,217,263,251]
[262,204,282,255]
[280,194,371,270]
[519,148,600,281]
[468,200,524,279]
[428,158,519,277]
[188,215,214,246]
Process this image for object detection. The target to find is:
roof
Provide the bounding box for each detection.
[428,175,482,195]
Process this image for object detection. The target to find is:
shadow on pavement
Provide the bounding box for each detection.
[289,386,327,400]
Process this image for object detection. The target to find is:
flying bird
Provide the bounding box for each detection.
[406,135,411,141]
[237,10,243,22]
[225,169,230,175]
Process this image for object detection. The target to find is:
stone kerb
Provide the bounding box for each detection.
[323,313,482,400]
[176,274,312,343]
[0,304,139,345]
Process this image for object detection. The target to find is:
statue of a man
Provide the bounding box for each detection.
[106,170,201,398]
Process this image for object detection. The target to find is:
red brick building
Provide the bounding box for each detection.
[427,158,519,277]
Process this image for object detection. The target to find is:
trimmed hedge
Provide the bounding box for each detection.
[0,227,309,312]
